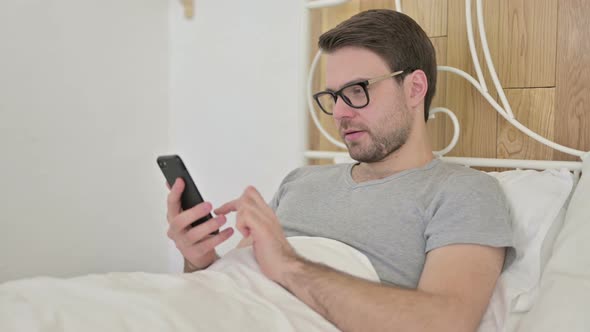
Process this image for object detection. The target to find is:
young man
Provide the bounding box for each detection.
[165,9,513,332]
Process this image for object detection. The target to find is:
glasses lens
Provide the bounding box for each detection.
[342,84,368,108]
[316,93,336,114]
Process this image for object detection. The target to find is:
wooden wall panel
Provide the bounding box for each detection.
[498,0,557,88]
[554,0,590,161]
[428,37,448,151]
[445,0,499,158]
[306,0,590,164]
[401,0,448,37]
[320,0,360,31]
[307,9,324,165]
[498,88,555,160]
[359,0,396,11]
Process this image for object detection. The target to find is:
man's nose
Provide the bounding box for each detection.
[332,97,356,120]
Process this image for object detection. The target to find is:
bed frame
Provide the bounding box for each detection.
[301,0,586,179]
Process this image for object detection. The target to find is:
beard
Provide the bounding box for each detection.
[341,107,413,163]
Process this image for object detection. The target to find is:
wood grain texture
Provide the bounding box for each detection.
[498,0,557,88]
[306,0,590,164]
[428,37,448,151]
[498,88,555,160]
[554,0,590,160]
[359,0,448,38]
[307,9,324,165]
[321,0,360,31]
[359,0,396,11]
[401,0,448,37]
[445,0,499,158]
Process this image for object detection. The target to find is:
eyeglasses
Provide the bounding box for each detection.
[313,70,405,115]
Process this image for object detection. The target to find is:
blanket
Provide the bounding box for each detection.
[0,237,378,332]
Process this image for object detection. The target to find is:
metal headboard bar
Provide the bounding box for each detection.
[303,151,582,172]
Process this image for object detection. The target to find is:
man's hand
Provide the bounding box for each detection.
[166,178,234,272]
[215,186,298,283]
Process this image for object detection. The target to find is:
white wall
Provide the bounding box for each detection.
[0,1,170,282]
[168,1,307,270]
[0,0,306,281]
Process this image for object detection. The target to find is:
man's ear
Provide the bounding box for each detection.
[404,70,428,109]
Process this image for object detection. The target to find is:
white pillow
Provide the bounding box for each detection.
[478,168,574,332]
[517,153,590,332]
[330,156,577,331]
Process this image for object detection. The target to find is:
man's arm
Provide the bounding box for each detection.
[280,244,504,332]
[215,186,505,332]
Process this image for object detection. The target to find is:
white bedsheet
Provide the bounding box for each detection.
[1,236,586,332]
[0,237,377,332]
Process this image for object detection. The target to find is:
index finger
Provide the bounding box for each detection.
[242,186,268,208]
[214,199,239,216]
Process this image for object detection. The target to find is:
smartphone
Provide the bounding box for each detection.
[157,154,217,232]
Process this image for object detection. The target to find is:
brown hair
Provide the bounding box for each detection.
[318,9,437,122]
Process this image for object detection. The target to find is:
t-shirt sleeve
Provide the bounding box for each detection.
[268,190,280,212]
[268,167,306,212]
[424,173,514,253]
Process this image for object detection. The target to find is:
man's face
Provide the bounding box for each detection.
[325,47,414,163]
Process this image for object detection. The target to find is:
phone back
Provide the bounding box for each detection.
[157,155,213,228]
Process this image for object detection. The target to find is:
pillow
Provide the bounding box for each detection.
[478,168,574,332]
[330,156,576,331]
[517,153,590,332]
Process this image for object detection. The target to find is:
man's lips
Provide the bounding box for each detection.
[343,130,365,141]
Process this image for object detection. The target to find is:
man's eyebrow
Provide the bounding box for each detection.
[325,77,368,91]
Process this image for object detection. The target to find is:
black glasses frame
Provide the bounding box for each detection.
[313,70,406,115]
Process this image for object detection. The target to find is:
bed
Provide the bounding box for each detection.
[2,1,589,331]
[0,164,589,332]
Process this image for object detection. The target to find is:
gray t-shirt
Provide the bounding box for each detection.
[269,158,513,288]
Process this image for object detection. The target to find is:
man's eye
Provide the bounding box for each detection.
[350,86,363,94]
